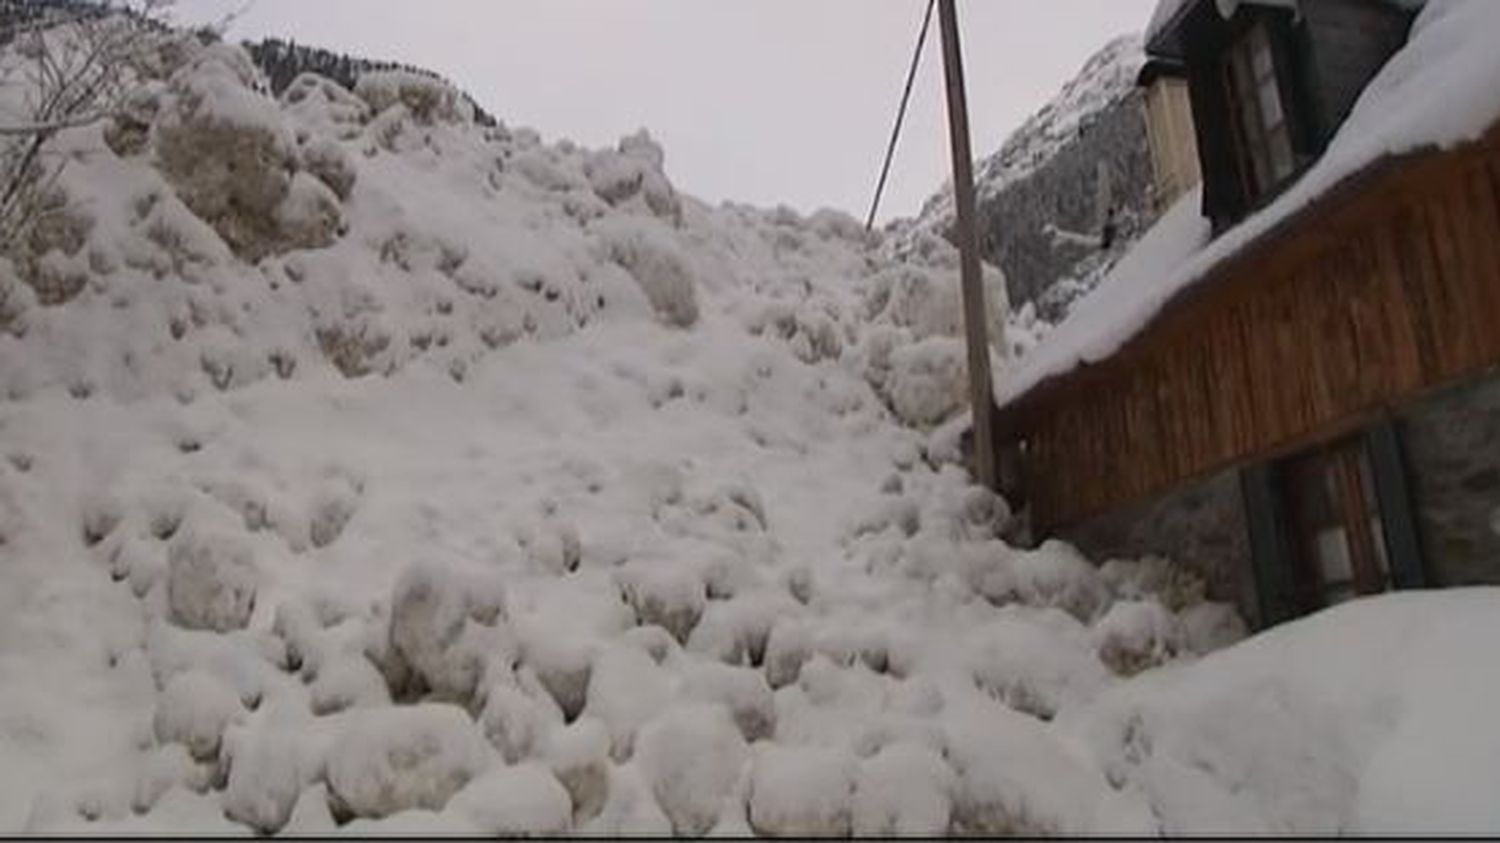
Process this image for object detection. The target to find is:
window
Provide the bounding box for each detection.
[1223,23,1296,201]
[1281,437,1391,612]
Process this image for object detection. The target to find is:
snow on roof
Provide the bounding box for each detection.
[999,0,1500,409]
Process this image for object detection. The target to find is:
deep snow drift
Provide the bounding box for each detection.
[0,22,1495,838]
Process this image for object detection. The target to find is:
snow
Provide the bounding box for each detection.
[324,704,493,821]
[1065,590,1500,835]
[1011,0,1489,407]
[447,763,573,836]
[0,12,1495,838]
[747,745,856,837]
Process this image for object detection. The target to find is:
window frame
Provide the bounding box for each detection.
[1220,19,1299,206]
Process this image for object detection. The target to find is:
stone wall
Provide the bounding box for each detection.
[1397,371,1500,587]
[1054,468,1260,626]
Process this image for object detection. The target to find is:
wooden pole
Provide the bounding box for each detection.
[937,0,998,491]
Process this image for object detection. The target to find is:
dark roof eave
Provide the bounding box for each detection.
[1146,0,1206,60]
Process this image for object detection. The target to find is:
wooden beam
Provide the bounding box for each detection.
[936,0,998,491]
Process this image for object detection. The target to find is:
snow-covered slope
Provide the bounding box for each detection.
[0,17,1495,838]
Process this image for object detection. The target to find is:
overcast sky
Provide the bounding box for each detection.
[170,1,1156,223]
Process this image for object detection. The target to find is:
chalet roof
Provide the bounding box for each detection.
[997,0,1500,412]
[1146,0,1425,58]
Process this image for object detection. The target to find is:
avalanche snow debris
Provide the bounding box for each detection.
[2,13,1490,839]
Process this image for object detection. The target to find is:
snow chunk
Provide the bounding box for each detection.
[1179,601,1249,655]
[946,706,1112,835]
[747,745,855,837]
[325,703,493,820]
[477,680,557,764]
[1093,598,1183,677]
[585,129,683,223]
[221,721,317,834]
[596,218,700,328]
[354,70,473,125]
[681,661,776,744]
[387,563,511,704]
[448,763,573,836]
[152,670,244,762]
[968,607,1112,720]
[165,526,259,633]
[617,561,706,645]
[635,703,749,836]
[882,337,968,428]
[585,644,673,761]
[275,171,343,252]
[582,763,673,836]
[545,718,611,825]
[852,741,956,836]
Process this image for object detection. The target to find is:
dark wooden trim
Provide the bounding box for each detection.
[1366,418,1427,589]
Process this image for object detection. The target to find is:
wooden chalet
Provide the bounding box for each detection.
[993,0,1500,628]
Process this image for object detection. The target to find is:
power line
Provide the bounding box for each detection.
[865,0,935,232]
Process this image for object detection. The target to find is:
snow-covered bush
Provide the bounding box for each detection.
[324,704,493,820]
[154,46,301,261]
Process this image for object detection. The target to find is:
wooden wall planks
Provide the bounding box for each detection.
[1006,126,1500,532]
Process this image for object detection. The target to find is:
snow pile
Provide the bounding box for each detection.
[1065,590,1500,835]
[0,15,1492,839]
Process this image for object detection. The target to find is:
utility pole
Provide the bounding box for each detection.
[937,0,998,491]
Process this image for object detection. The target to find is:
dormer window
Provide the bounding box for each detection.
[1223,22,1295,202]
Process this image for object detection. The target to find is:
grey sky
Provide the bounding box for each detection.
[171,1,1156,223]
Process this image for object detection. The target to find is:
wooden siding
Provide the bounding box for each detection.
[1002,124,1500,533]
[1144,76,1202,212]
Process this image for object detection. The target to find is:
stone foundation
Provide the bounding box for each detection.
[1054,469,1260,627]
[1397,371,1500,588]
